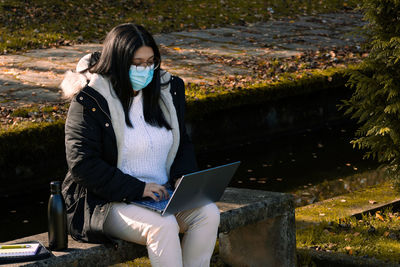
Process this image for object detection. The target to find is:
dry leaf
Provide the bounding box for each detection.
[345,246,353,255]
[384,231,390,237]
[376,213,384,221]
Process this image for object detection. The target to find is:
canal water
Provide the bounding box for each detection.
[0,121,385,242]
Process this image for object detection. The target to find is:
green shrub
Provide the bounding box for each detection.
[340,0,400,187]
[0,120,66,191]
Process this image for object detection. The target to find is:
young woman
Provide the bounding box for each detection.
[60,23,220,267]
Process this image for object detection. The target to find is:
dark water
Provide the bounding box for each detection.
[0,121,382,242]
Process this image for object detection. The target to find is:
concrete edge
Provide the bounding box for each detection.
[22,241,146,267]
[219,191,294,233]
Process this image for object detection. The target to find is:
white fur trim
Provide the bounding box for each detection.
[60,71,87,99]
[59,53,94,99]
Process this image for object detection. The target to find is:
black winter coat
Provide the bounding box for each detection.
[62,75,198,243]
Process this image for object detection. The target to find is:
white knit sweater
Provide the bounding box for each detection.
[119,91,173,185]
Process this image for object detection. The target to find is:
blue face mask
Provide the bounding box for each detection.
[129,65,154,91]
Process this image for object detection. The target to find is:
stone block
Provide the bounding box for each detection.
[217,188,296,267]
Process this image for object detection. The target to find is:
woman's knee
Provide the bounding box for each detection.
[151,215,180,236]
[201,203,220,226]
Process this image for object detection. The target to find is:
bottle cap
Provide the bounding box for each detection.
[50,181,62,194]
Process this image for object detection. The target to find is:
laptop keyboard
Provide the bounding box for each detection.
[134,188,174,211]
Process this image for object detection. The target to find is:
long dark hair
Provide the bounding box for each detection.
[83,23,171,129]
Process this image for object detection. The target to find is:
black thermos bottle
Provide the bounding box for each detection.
[48,181,68,250]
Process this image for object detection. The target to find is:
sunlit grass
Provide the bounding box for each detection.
[297,208,400,262]
[296,181,400,263]
[0,0,359,53]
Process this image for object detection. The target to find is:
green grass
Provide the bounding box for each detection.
[297,208,400,263]
[296,181,400,264]
[0,0,359,53]
[10,105,60,118]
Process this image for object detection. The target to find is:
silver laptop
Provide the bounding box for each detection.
[131,161,241,216]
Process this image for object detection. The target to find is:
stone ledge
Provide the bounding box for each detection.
[5,187,294,267]
[218,187,294,233]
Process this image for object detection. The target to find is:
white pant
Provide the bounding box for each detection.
[103,202,220,267]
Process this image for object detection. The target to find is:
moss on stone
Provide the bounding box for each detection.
[296,180,399,225]
[185,65,359,120]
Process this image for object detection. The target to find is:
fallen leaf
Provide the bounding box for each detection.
[384,231,390,237]
[376,213,384,221]
[369,200,377,204]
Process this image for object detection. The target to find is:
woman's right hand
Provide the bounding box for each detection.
[142,183,169,201]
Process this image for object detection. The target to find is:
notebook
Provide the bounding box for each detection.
[0,241,52,264]
[0,243,40,257]
[132,161,241,216]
